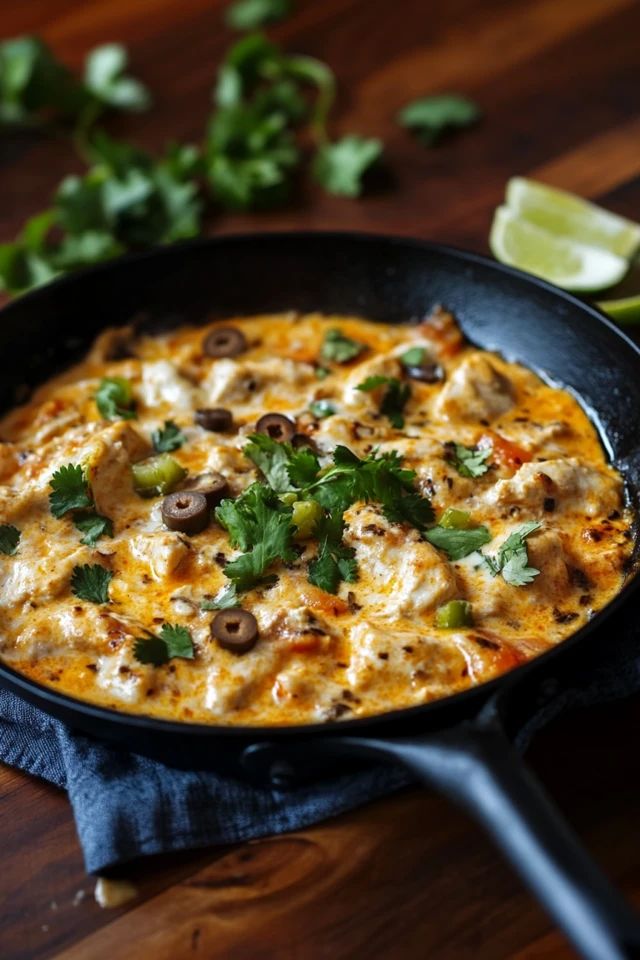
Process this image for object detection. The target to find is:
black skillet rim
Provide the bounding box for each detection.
[0,229,639,741]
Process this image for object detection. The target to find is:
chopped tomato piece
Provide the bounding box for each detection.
[479,431,532,473]
[418,307,464,357]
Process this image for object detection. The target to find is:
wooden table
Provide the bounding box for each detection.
[2,1,640,957]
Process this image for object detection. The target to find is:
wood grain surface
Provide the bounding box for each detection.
[1,1,640,958]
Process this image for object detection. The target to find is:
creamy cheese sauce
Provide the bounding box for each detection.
[0,309,632,725]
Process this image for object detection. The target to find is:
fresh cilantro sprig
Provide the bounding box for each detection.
[49,463,113,546]
[71,564,113,603]
[225,0,292,31]
[481,521,541,586]
[425,523,491,561]
[73,512,114,547]
[398,93,480,146]
[312,135,383,197]
[0,524,20,556]
[95,376,136,421]
[308,513,357,595]
[356,375,411,428]
[152,420,186,453]
[133,624,194,665]
[84,43,151,113]
[244,433,296,492]
[309,399,336,419]
[215,483,297,590]
[49,464,94,517]
[0,37,150,130]
[201,584,239,610]
[320,328,367,364]
[445,442,491,479]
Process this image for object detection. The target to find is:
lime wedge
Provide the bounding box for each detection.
[506,177,640,259]
[489,206,629,292]
[596,294,640,324]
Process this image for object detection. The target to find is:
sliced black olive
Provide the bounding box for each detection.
[212,609,258,654]
[405,363,444,384]
[185,472,230,508]
[203,327,247,358]
[291,432,318,452]
[161,491,209,535]
[195,407,233,432]
[255,413,295,442]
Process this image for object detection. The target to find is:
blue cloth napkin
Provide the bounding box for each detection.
[0,607,638,875]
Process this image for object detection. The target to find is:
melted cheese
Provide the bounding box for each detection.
[0,309,632,726]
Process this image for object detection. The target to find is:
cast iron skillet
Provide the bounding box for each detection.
[1,232,640,959]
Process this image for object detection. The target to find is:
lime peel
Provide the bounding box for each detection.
[596,294,640,325]
[506,177,640,259]
[490,206,629,293]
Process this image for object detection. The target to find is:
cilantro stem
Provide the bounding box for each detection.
[285,55,336,144]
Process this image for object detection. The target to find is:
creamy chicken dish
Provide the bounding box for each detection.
[0,309,632,725]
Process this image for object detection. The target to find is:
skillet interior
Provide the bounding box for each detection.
[0,231,639,761]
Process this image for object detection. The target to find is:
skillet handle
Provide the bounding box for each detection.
[244,721,640,960]
[352,724,640,960]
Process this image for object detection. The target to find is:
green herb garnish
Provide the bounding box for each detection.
[84,43,151,113]
[445,442,491,479]
[356,375,411,428]
[0,524,20,555]
[133,624,194,665]
[215,483,297,590]
[71,564,113,604]
[201,584,239,610]
[73,511,114,547]
[481,521,541,586]
[320,328,366,364]
[49,464,93,518]
[308,513,357,594]
[309,399,336,419]
[398,93,480,146]
[95,376,136,421]
[425,523,491,561]
[152,420,186,453]
[225,0,292,31]
[312,135,383,198]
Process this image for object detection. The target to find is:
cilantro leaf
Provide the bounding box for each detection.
[310,447,434,529]
[0,36,87,127]
[356,375,411,428]
[244,433,295,493]
[445,442,491,479]
[215,483,296,590]
[312,135,383,197]
[205,99,299,210]
[287,446,321,488]
[49,463,93,518]
[308,513,357,594]
[425,524,492,561]
[0,210,61,295]
[201,584,239,610]
[398,93,480,146]
[84,44,151,112]
[73,511,114,547]
[71,564,113,604]
[133,623,195,665]
[0,524,20,555]
[95,376,136,421]
[152,420,186,453]
[481,521,541,587]
[320,328,367,364]
[225,0,292,31]
[309,399,335,419]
